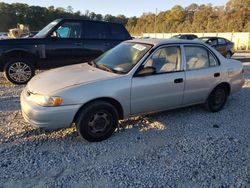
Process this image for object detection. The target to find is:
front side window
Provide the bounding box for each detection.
[94,43,152,73]
[54,22,82,38]
[144,46,181,73]
[185,46,219,70]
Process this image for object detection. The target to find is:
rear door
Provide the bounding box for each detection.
[131,45,185,114]
[82,21,109,62]
[183,45,221,105]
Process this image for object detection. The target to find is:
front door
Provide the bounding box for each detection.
[131,46,185,114]
[41,21,83,68]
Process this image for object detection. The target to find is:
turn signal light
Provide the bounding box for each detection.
[52,97,62,106]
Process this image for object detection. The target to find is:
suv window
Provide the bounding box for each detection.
[108,23,129,40]
[84,22,108,39]
[218,38,226,44]
[206,38,217,46]
[55,22,82,38]
[144,46,181,73]
[185,46,219,70]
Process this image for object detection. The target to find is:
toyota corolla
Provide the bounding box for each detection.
[21,39,245,142]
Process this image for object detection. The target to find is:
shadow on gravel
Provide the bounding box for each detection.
[2,82,250,145]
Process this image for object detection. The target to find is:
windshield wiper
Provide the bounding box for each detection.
[89,62,123,74]
[88,60,97,67]
[97,64,115,73]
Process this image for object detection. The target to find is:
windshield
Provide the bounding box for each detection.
[93,42,152,74]
[34,20,60,38]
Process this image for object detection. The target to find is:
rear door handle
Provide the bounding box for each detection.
[75,42,83,46]
[214,73,220,77]
[174,78,183,83]
[104,42,110,46]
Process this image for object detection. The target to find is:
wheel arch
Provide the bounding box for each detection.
[209,82,231,98]
[3,50,37,68]
[73,97,124,122]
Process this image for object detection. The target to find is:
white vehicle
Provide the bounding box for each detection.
[0,33,8,39]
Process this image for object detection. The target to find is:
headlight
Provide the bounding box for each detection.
[30,95,62,106]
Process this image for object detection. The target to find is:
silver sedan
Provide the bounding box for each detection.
[21,39,245,142]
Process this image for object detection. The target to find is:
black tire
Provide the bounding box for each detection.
[4,58,35,85]
[204,86,228,112]
[76,101,119,142]
[225,51,232,59]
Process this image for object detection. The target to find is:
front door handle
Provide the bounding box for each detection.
[174,78,183,83]
[214,73,220,77]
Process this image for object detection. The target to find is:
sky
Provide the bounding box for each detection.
[1,0,229,17]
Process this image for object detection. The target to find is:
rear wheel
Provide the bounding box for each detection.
[204,86,228,112]
[4,59,35,85]
[76,101,119,142]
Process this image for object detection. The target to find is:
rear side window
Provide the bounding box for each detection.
[108,24,129,40]
[84,21,108,39]
[209,53,219,67]
[206,38,217,46]
[185,46,219,70]
[218,38,226,44]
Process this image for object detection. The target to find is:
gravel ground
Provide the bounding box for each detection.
[0,61,250,188]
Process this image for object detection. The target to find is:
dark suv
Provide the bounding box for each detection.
[0,19,132,84]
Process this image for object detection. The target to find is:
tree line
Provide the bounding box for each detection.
[0,3,128,32]
[127,0,250,35]
[0,0,249,35]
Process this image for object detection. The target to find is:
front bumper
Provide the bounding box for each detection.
[20,90,81,130]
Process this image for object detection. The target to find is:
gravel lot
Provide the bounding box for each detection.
[0,61,250,188]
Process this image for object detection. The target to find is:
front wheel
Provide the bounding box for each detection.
[4,59,35,85]
[204,86,228,112]
[76,101,119,142]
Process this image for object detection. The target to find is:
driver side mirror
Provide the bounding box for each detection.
[136,66,156,77]
[50,31,57,39]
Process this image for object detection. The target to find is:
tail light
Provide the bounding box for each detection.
[241,69,245,74]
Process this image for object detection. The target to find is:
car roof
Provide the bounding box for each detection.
[56,18,123,25]
[199,36,226,40]
[126,38,206,46]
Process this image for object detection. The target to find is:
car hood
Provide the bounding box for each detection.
[27,63,120,95]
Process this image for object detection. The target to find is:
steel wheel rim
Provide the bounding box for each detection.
[87,111,111,134]
[8,62,32,82]
[213,89,225,106]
